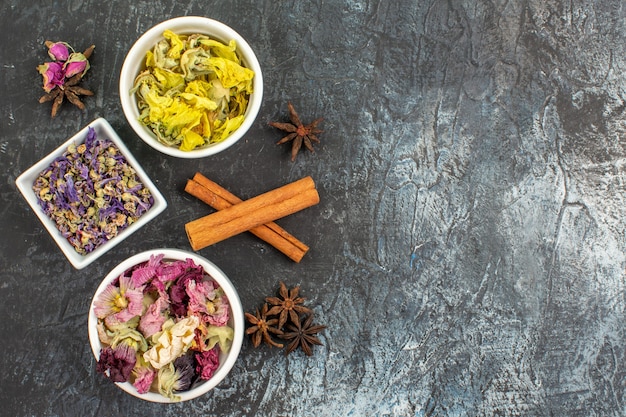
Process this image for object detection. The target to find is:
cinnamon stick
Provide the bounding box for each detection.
[185,176,319,253]
[185,173,310,262]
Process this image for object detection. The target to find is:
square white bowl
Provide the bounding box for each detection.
[15,117,167,269]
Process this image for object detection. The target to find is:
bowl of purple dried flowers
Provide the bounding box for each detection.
[88,248,244,402]
[15,118,167,269]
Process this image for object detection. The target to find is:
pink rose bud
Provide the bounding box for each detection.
[46,41,71,61]
[63,52,89,78]
[37,61,65,92]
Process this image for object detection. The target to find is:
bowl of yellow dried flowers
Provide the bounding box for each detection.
[88,248,244,402]
[119,16,263,158]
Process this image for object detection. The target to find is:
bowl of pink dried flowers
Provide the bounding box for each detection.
[119,16,263,158]
[88,248,244,402]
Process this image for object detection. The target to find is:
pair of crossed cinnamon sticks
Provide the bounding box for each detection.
[184,173,319,262]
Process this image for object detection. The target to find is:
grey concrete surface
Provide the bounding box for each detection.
[1,0,625,416]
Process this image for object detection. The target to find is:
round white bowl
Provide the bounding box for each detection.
[119,16,263,158]
[88,248,244,403]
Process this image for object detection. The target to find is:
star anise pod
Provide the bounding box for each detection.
[280,313,326,356]
[38,45,95,117]
[245,303,284,348]
[266,281,313,329]
[269,101,323,161]
[39,74,95,117]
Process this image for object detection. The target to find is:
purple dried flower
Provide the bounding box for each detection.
[156,257,198,284]
[172,354,196,391]
[96,344,137,383]
[169,264,205,317]
[84,126,97,152]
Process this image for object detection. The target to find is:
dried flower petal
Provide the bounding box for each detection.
[155,354,196,401]
[130,253,164,287]
[143,315,199,369]
[157,362,180,401]
[186,279,230,326]
[132,356,157,394]
[168,261,205,317]
[94,275,144,323]
[195,346,220,380]
[37,61,65,92]
[96,344,137,383]
[204,324,234,353]
[172,354,196,391]
[138,295,169,338]
[109,327,148,354]
[63,52,89,78]
[46,41,71,61]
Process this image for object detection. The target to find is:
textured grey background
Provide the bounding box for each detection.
[1,0,625,416]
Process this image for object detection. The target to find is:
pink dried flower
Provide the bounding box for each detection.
[46,41,71,61]
[207,295,229,326]
[186,280,216,314]
[186,279,230,326]
[195,347,220,380]
[131,254,164,287]
[94,275,144,323]
[37,61,65,92]
[138,295,170,338]
[37,41,95,117]
[63,52,90,78]
[133,357,157,394]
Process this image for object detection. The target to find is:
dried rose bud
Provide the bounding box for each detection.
[37,61,65,92]
[46,41,71,61]
[63,52,90,78]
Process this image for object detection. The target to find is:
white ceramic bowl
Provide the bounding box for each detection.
[119,16,263,158]
[15,118,167,269]
[88,248,244,403]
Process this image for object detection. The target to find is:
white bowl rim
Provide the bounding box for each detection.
[14,117,167,269]
[87,248,244,403]
[119,16,264,159]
